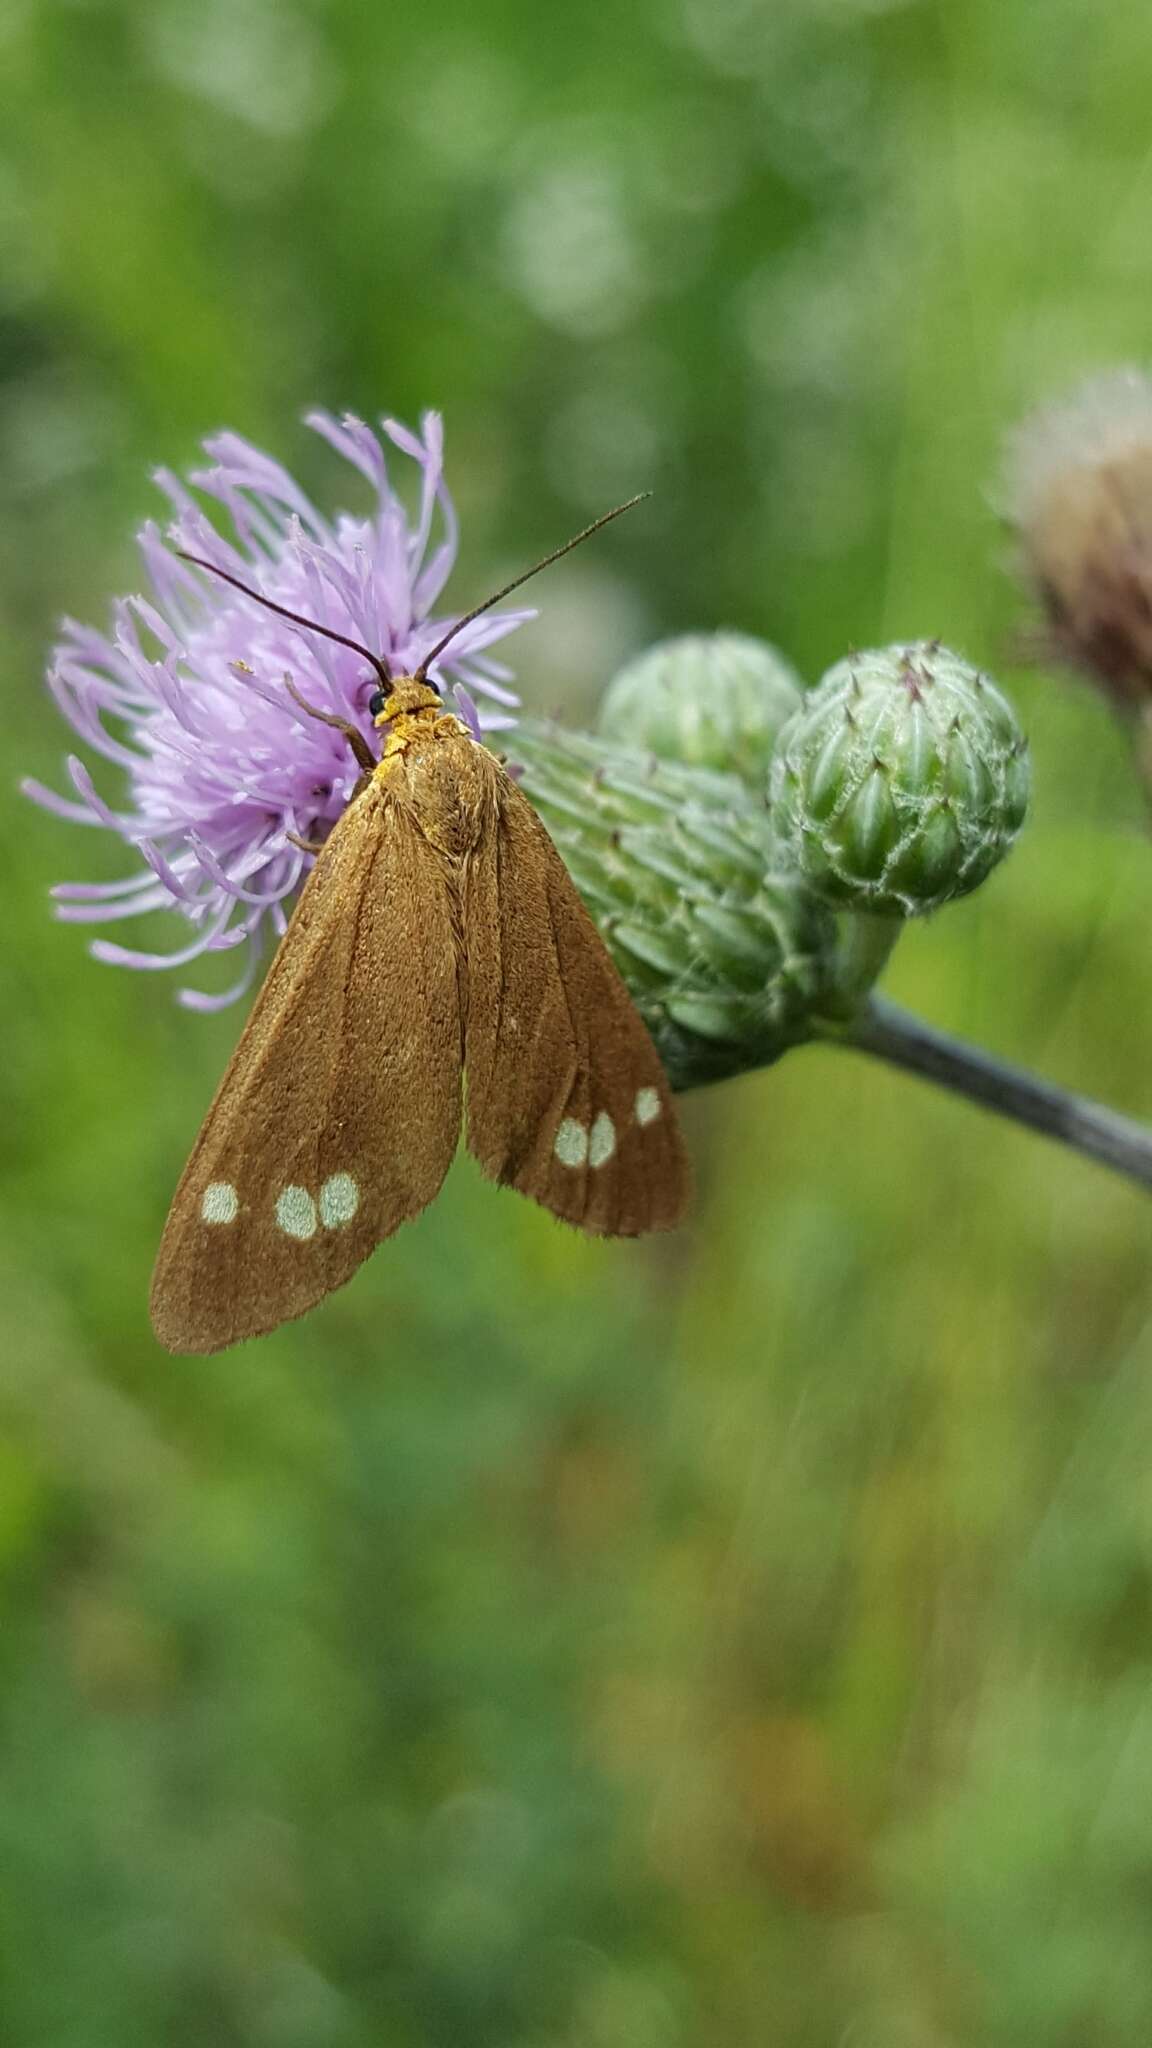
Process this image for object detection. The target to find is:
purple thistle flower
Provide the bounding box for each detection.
[24,411,528,1011]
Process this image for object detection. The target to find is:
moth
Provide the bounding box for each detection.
[150,504,691,1353]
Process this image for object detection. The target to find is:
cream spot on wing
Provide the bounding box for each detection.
[554,1117,589,1168]
[634,1087,661,1126]
[200,1181,238,1225]
[276,1185,318,1240]
[588,1111,616,1168]
[319,1172,359,1228]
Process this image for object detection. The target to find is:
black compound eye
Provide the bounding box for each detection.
[368,687,387,718]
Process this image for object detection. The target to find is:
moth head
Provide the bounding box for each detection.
[178,494,649,749]
[369,676,441,725]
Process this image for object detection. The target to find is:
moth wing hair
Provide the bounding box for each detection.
[150,785,462,1354]
[461,756,690,1236]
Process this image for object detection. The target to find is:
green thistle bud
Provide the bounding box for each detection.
[769,643,1030,918]
[597,632,805,782]
[508,721,839,1087]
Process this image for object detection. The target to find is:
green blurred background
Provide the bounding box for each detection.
[6,0,1152,2041]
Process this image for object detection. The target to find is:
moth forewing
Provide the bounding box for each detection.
[461,751,691,1236]
[149,779,464,1354]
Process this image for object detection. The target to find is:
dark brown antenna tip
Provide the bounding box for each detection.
[416,492,651,678]
[176,550,393,689]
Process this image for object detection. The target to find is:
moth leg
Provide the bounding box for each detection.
[284,675,376,775]
[286,830,328,855]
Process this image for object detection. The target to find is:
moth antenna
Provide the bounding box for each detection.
[176,551,393,689]
[416,493,651,678]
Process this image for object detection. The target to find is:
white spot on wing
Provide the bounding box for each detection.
[588,1111,616,1168]
[319,1172,359,1228]
[201,1181,238,1225]
[276,1185,318,1240]
[554,1117,589,1168]
[634,1087,661,1126]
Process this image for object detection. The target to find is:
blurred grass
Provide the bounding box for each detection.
[5,0,1152,2041]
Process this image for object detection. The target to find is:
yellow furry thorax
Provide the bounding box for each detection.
[371,675,464,782]
[373,676,442,727]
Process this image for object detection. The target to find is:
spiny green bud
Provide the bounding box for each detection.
[597,632,805,783]
[769,642,1030,918]
[508,721,839,1087]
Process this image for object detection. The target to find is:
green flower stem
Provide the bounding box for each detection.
[830,995,1152,1194]
[830,914,904,1010]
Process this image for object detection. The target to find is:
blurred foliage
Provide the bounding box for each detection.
[6,0,1152,2041]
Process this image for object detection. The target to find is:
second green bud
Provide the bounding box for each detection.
[769,642,1030,918]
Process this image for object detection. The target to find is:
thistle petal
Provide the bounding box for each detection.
[28,413,524,1007]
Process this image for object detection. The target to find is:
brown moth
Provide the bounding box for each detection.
[149,505,691,1354]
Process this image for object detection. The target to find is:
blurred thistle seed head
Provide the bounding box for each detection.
[23,412,527,1010]
[1003,367,1152,709]
[597,631,805,783]
[769,642,1030,919]
[509,720,840,1088]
